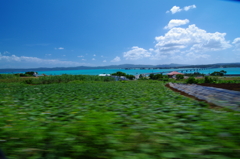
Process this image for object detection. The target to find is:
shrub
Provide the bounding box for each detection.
[149,74,163,80]
[125,74,135,80]
[25,71,36,76]
[204,76,218,84]
[149,73,154,79]
[210,70,227,76]
[176,74,184,80]
[112,72,135,80]
[23,79,34,84]
[111,71,126,76]
[186,77,198,84]
[0,74,19,79]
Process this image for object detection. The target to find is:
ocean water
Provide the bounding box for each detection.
[1,67,239,76]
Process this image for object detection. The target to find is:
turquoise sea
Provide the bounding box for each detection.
[1,67,239,76]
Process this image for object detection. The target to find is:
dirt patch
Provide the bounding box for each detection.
[165,84,229,110]
[197,83,240,92]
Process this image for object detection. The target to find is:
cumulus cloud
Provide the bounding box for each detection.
[111,56,121,62]
[0,54,85,68]
[232,37,240,51]
[167,5,196,14]
[123,46,152,60]
[164,19,189,29]
[167,6,182,14]
[185,52,210,59]
[154,24,231,58]
[124,23,232,62]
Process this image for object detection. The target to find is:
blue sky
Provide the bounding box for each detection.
[0,0,240,68]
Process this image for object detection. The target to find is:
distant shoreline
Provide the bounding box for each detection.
[1,67,240,76]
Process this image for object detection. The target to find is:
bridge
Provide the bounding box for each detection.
[134,68,213,78]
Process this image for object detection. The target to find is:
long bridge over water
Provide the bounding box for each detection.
[133,68,214,77]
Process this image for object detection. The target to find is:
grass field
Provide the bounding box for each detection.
[0,78,240,158]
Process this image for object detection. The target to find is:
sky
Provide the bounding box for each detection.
[0,0,240,68]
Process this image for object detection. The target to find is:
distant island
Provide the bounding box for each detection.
[0,62,240,73]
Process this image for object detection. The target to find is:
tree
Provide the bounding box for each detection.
[220,70,227,75]
[126,74,135,80]
[25,72,36,76]
[153,74,163,80]
[210,70,227,76]
[111,71,135,80]
[176,74,184,80]
[186,77,198,84]
[149,73,154,79]
[111,71,126,76]
[139,74,143,79]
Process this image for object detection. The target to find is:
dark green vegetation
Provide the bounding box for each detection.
[1,79,240,159]
[0,74,115,84]
[0,74,19,79]
[176,74,184,80]
[186,76,240,84]
[184,72,205,77]
[18,71,36,77]
[111,71,135,80]
[182,70,227,78]
[210,70,227,76]
[148,74,169,81]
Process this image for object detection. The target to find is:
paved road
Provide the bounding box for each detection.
[169,83,240,111]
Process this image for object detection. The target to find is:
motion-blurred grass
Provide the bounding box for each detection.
[0,79,240,158]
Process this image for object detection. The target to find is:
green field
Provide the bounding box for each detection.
[1,79,240,159]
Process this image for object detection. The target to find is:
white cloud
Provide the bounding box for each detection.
[167,5,196,14]
[77,55,84,58]
[123,46,151,60]
[185,52,210,59]
[93,54,96,56]
[0,54,85,68]
[92,58,95,60]
[232,37,240,51]
[154,24,231,58]
[164,19,189,29]
[124,23,232,62]
[233,38,240,44]
[111,56,121,62]
[168,6,182,14]
[103,60,107,62]
[184,5,196,11]
[101,55,104,57]
[82,59,86,61]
